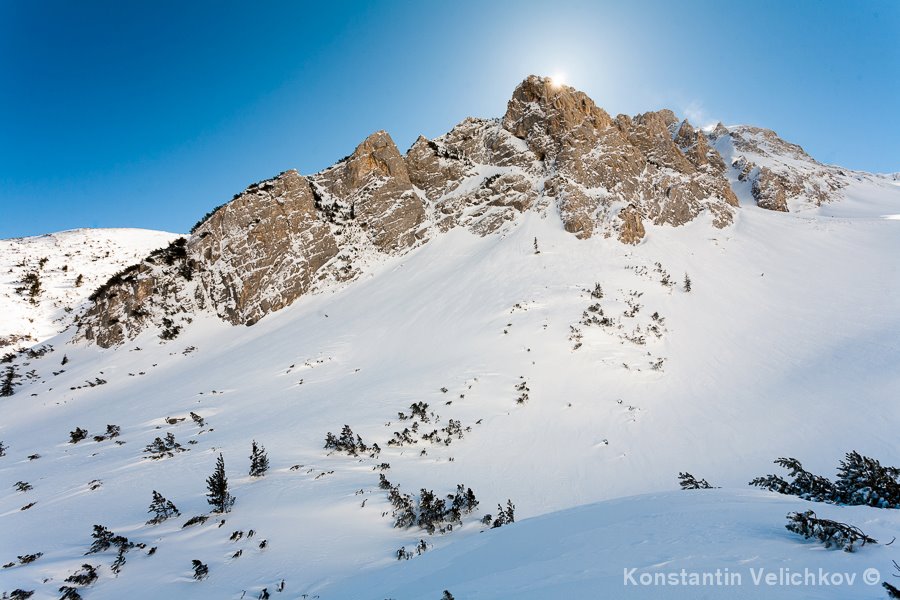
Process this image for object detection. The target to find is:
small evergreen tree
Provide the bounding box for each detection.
[74,274,84,287]
[86,525,114,554]
[533,237,540,254]
[683,273,692,292]
[249,440,269,477]
[491,500,515,528]
[0,440,6,457]
[442,591,455,600]
[147,490,180,525]
[1,365,19,397]
[206,453,233,513]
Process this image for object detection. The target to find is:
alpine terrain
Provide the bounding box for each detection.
[2,76,899,600]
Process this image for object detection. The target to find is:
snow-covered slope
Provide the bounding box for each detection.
[327,489,900,600]
[2,190,900,598]
[0,229,180,348]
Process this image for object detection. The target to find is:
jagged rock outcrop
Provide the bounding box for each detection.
[709,124,847,211]
[79,74,856,347]
[314,131,427,252]
[500,75,739,239]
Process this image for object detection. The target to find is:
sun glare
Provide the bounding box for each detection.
[550,73,567,88]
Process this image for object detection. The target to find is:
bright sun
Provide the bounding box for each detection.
[550,73,567,88]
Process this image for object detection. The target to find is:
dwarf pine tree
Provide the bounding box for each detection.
[1,365,19,397]
[206,453,233,513]
[249,440,269,477]
[785,510,877,552]
[191,559,209,580]
[683,273,692,292]
[147,491,180,525]
[678,472,714,490]
[86,525,114,554]
[834,451,900,508]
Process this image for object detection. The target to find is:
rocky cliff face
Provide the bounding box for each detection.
[709,124,848,212]
[76,75,856,347]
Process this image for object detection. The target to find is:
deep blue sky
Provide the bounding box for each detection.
[2,0,898,238]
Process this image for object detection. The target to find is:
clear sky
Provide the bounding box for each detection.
[1,0,898,238]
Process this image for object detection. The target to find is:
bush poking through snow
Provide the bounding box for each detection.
[57,587,82,600]
[191,560,209,580]
[64,563,98,586]
[249,440,269,477]
[6,590,35,599]
[0,441,6,457]
[206,453,234,513]
[147,491,181,525]
[69,428,88,444]
[16,553,42,565]
[678,472,715,490]
[92,424,120,442]
[182,515,209,528]
[785,510,877,552]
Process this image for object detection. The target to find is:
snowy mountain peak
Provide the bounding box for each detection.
[69,76,899,347]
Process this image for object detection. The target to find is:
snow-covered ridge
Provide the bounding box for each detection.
[0,229,181,348]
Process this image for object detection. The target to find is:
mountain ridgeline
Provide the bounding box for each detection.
[76,75,862,347]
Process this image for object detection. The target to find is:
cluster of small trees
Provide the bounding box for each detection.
[751,452,900,508]
[143,433,187,459]
[420,419,465,445]
[325,425,379,457]
[487,500,516,528]
[15,270,41,305]
[398,401,432,422]
[382,478,479,534]
[92,424,121,442]
[86,524,151,577]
